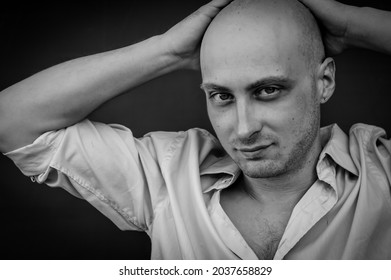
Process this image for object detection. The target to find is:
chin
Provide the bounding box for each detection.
[237,159,288,178]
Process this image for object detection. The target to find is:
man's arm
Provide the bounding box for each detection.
[298,0,391,56]
[0,0,232,153]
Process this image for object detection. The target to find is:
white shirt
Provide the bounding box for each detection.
[4,119,391,259]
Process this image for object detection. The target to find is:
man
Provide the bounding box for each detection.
[0,0,390,259]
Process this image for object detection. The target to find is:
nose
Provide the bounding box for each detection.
[236,98,261,139]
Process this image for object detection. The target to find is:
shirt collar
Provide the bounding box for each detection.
[200,124,358,193]
[200,154,241,193]
[200,153,239,177]
[319,124,359,177]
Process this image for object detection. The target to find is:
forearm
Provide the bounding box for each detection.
[0,35,181,152]
[347,6,391,55]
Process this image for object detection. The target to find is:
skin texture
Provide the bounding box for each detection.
[200,0,336,198]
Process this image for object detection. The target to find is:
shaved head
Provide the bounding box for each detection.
[201,0,325,76]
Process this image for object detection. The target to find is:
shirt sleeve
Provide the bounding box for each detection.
[350,124,391,196]
[372,126,391,189]
[3,119,179,232]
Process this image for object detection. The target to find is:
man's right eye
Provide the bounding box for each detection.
[209,93,233,103]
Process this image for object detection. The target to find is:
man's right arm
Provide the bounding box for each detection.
[0,36,180,152]
[0,0,233,153]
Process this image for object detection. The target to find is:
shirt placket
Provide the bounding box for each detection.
[274,157,338,259]
[207,178,258,260]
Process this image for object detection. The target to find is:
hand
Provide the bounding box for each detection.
[298,0,351,56]
[160,0,233,70]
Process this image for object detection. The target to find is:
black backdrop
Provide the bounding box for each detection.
[1,0,390,259]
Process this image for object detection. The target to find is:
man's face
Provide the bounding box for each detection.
[201,17,321,178]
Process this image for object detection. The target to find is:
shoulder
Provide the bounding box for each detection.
[349,123,389,138]
[349,123,390,155]
[348,123,390,189]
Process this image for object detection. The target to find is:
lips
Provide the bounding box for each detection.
[238,144,271,152]
[236,143,273,158]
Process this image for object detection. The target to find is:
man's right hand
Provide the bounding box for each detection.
[161,0,233,70]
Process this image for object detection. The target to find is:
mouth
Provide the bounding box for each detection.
[236,143,273,158]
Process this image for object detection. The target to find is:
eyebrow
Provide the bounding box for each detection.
[200,76,295,92]
[199,83,231,92]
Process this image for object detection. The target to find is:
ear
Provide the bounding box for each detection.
[316,57,336,104]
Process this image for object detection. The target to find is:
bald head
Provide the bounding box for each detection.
[200,0,325,79]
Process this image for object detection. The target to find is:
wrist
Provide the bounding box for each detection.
[338,4,358,51]
[155,34,193,72]
[344,6,381,51]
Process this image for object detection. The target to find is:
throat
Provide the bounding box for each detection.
[239,170,315,208]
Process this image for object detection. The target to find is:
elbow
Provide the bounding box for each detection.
[0,110,16,153]
[0,100,33,153]
[0,89,15,152]
[0,122,12,153]
[0,99,9,152]
[0,87,40,152]
[0,121,38,154]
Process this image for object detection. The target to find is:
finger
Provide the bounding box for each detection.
[207,0,234,9]
[298,0,349,33]
[298,0,337,7]
[298,0,341,18]
[197,0,234,18]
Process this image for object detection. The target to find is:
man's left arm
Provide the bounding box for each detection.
[298,0,391,56]
[300,0,391,191]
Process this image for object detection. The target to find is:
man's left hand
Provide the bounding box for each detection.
[299,0,391,56]
[298,0,351,56]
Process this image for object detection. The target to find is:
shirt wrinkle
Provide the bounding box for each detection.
[55,161,147,231]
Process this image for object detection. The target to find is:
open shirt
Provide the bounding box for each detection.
[4,120,391,259]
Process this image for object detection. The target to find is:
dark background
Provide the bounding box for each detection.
[0,0,390,259]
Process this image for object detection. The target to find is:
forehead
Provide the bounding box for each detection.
[200,9,308,87]
[201,36,306,89]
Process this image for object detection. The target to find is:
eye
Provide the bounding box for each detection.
[254,87,281,99]
[264,87,278,94]
[209,92,234,104]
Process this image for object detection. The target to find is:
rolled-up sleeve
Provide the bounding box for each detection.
[4,119,176,232]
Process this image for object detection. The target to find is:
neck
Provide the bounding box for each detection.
[241,136,322,206]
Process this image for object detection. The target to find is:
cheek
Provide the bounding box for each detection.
[274,92,315,143]
[289,97,308,131]
[207,105,233,143]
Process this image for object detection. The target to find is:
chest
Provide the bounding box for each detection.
[220,193,293,260]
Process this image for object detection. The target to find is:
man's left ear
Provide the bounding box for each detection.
[317,57,336,104]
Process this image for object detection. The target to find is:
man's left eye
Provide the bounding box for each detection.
[255,87,280,98]
[264,87,278,94]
